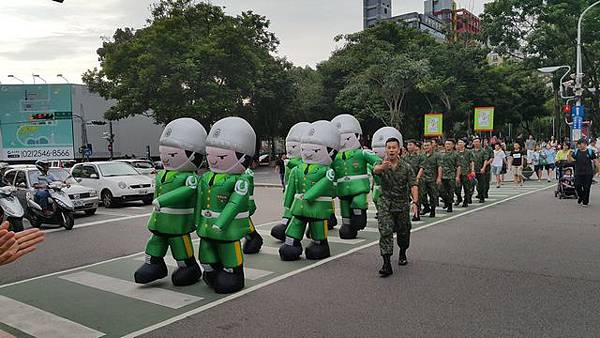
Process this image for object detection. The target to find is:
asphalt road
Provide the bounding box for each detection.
[1,180,599,337]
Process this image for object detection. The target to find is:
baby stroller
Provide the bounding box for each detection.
[555,162,577,199]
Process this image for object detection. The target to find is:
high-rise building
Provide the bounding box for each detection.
[363,0,392,29]
[424,0,454,14]
[424,0,481,36]
[390,12,446,41]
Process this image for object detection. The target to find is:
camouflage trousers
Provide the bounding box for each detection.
[378,208,411,256]
[455,175,473,202]
[421,180,439,208]
[475,172,490,199]
[441,179,456,206]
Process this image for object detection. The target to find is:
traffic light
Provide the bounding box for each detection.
[562,104,571,114]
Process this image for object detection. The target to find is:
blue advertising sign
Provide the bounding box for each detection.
[0,85,74,160]
[571,105,585,118]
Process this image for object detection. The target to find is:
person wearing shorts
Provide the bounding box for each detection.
[510,143,526,186]
[543,143,556,182]
[491,143,507,188]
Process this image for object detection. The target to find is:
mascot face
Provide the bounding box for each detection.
[159,145,197,171]
[340,132,361,151]
[301,143,333,165]
[206,146,246,174]
[372,146,386,159]
[286,141,301,158]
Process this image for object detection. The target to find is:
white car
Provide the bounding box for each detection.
[71,161,155,208]
[4,166,99,216]
[116,159,156,176]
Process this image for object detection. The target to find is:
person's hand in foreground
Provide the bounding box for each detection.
[0,221,44,266]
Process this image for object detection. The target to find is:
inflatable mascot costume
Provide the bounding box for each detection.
[242,167,263,254]
[279,120,340,261]
[331,114,381,239]
[270,121,310,242]
[196,117,256,294]
[134,118,207,286]
[371,127,403,204]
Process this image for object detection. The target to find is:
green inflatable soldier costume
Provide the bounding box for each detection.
[196,117,256,294]
[134,118,207,286]
[279,120,341,261]
[331,114,382,239]
[242,168,263,254]
[270,121,310,242]
[371,127,404,204]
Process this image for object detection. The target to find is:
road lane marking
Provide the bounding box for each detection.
[258,246,280,256]
[95,211,134,217]
[0,295,104,338]
[59,272,202,309]
[123,184,554,338]
[43,213,152,234]
[132,256,273,281]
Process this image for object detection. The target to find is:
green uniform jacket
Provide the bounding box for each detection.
[471,148,491,172]
[246,169,256,216]
[369,163,382,204]
[283,163,335,220]
[332,149,381,197]
[148,170,198,235]
[421,152,442,182]
[404,152,424,176]
[440,151,460,179]
[196,172,251,242]
[375,159,417,212]
[456,150,474,175]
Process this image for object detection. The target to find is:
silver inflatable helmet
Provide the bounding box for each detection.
[371,127,403,149]
[331,114,362,135]
[206,117,256,156]
[286,122,310,143]
[160,118,208,154]
[301,120,341,151]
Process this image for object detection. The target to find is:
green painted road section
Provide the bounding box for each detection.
[0,183,553,338]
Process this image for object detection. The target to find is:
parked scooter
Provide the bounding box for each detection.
[26,182,75,230]
[0,186,25,232]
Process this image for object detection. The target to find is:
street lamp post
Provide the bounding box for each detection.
[574,0,600,142]
[538,65,572,140]
[32,74,46,84]
[56,74,69,83]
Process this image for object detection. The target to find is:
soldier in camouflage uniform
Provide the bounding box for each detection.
[417,140,442,217]
[482,139,494,199]
[455,139,474,207]
[405,140,424,221]
[439,139,461,212]
[471,137,492,203]
[373,137,418,277]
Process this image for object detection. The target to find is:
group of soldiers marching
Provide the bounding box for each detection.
[402,137,495,221]
[402,138,494,221]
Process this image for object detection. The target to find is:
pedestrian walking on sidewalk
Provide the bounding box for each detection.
[570,139,600,207]
[509,143,526,186]
[373,138,418,277]
[275,155,285,191]
[491,143,507,188]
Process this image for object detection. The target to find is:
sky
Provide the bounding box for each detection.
[0,0,491,85]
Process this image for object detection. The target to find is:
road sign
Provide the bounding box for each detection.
[571,105,585,118]
[573,116,583,130]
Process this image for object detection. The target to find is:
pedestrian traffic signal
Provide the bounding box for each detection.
[562,104,571,114]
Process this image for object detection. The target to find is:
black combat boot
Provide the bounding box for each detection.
[214,266,245,294]
[379,255,393,277]
[243,230,263,254]
[454,196,462,206]
[398,250,408,266]
[305,240,330,260]
[446,204,453,212]
[279,237,303,261]
[461,200,468,208]
[421,205,431,215]
[478,197,485,203]
[134,255,168,284]
[270,221,288,242]
[429,208,436,218]
[171,257,202,286]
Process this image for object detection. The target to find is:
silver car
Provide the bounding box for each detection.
[4,166,100,216]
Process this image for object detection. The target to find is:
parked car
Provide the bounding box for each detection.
[50,160,77,168]
[116,159,157,176]
[4,166,99,216]
[258,154,272,166]
[71,161,155,208]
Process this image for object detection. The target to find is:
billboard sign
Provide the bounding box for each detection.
[474,106,495,132]
[0,85,74,160]
[424,113,443,137]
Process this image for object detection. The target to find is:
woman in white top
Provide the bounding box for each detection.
[491,143,508,188]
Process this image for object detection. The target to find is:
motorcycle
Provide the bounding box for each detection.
[0,186,25,232]
[26,182,75,230]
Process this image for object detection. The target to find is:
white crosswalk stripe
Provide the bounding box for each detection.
[0,295,104,338]
[132,256,273,281]
[256,229,365,245]
[258,245,280,256]
[59,272,203,309]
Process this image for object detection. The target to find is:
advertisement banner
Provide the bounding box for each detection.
[474,106,495,131]
[424,113,443,137]
[0,84,74,160]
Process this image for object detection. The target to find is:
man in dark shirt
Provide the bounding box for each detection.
[274,155,285,191]
[569,139,599,206]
